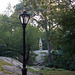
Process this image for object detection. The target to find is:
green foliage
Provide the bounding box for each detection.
[0,9,44,64]
[58,11,75,54]
[28,52,38,65]
[26,24,40,51]
[23,0,73,63]
[47,7,75,70]
[0,0,75,70]
[14,2,24,12]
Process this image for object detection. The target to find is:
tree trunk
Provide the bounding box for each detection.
[45,22,51,63]
[26,45,30,64]
[46,32,51,63]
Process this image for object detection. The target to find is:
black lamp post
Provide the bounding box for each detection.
[19,11,30,75]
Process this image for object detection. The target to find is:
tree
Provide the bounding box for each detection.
[58,10,75,55]
[22,0,72,62]
[0,10,44,64]
[50,6,75,70]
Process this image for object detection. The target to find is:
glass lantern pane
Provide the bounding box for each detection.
[20,16,23,24]
[24,16,29,24]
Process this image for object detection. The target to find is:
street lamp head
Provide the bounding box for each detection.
[19,11,30,27]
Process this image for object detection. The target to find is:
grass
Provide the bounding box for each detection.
[0,59,12,66]
[27,67,36,73]
[28,66,75,75]
[41,70,75,75]
[0,59,13,74]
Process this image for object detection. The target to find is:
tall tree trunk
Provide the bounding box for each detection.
[45,21,51,63]
[47,39,51,63]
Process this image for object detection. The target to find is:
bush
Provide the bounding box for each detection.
[45,62,59,68]
[44,54,75,71]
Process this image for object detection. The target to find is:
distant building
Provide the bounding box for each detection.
[34,50,48,64]
[39,38,42,50]
[33,38,55,65]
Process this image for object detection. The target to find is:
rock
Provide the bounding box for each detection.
[40,67,44,70]
[0,57,22,68]
[0,57,38,75]
[2,65,21,75]
[15,65,22,69]
[0,71,5,74]
[36,71,43,75]
[29,67,40,71]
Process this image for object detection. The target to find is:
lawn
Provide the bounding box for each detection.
[42,71,75,75]
[0,59,12,66]
[28,66,75,75]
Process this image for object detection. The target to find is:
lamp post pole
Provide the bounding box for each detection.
[22,25,27,75]
[19,10,30,75]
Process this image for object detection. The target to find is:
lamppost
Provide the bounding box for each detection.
[19,11,30,75]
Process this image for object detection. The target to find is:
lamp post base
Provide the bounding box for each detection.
[22,68,27,75]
